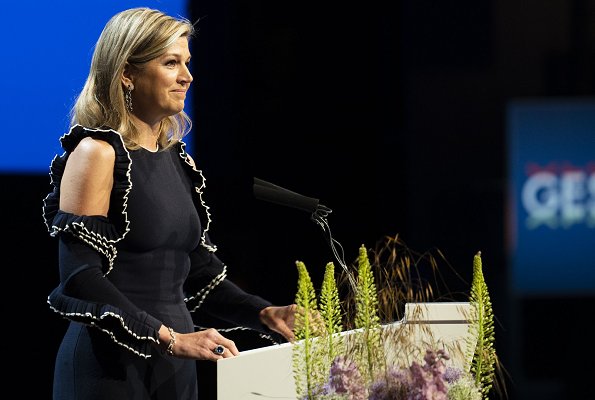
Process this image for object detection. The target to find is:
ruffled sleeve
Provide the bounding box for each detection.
[42,124,132,270]
[42,125,161,357]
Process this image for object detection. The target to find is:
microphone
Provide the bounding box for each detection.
[253,177,321,214]
[253,177,356,291]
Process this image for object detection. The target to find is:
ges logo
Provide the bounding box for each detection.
[521,162,595,229]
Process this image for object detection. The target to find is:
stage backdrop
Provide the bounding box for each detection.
[0,0,191,174]
[507,98,595,296]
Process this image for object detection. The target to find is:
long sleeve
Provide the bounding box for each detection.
[48,222,162,358]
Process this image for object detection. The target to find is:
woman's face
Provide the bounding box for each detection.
[131,36,193,124]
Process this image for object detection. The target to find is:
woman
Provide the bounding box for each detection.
[42,7,296,399]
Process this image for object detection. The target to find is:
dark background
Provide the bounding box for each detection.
[8,1,594,399]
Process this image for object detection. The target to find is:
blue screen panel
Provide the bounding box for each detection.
[507,98,595,296]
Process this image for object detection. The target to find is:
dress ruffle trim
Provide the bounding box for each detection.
[185,265,227,312]
[194,324,281,345]
[42,125,132,269]
[176,140,217,253]
[52,212,122,273]
[48,287,159,358]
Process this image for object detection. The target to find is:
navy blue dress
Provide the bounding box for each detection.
[43,125,276,399]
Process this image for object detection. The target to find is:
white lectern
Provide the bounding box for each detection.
[217,302,474,400]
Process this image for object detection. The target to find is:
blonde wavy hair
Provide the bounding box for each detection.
[70,7,195,150]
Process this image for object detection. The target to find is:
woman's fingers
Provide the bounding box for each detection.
[202,328,239,356]
[175,328,239,361]
[259,305,297,342]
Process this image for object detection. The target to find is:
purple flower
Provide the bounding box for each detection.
[327,356,367,400]
[404,349,450,400]
[443,367,463,384]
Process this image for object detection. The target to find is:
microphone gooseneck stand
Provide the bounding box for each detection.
[253,177,357,292]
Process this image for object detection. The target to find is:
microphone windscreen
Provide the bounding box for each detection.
[253,182,319,213]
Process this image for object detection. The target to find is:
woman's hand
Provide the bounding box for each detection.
[259,304,297,342]
[158,326,239,361]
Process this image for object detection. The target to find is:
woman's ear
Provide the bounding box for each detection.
[121,63,134,89]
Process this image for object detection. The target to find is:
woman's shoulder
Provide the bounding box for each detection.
[65,136,116,184]
[60,126,121,179]
[72,136,116,163]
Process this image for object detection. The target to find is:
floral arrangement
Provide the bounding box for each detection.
[291,236,501,400]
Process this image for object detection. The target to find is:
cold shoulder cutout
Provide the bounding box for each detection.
[43,125,132,264]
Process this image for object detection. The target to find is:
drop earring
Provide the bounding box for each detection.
[125,84,134,113]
